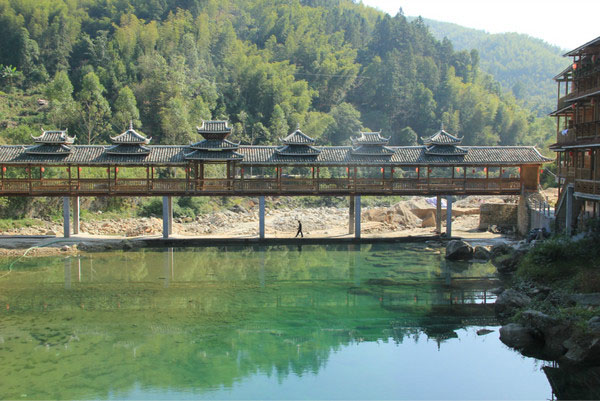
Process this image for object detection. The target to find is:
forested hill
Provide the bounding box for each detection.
[418,17,569,116]
[0,0,553,150]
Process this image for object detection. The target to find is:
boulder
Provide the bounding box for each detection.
[445,240,473,261]
[570,293,600,307]
[495,289,531,318]
[499,323,539,351]
[562,336,600,366]
[491,248,527,274]
[490,242,512,258]
[521,310,559,332]
[45,230,57,236]
[589,316,600,332]
[477,329,494,336]
[421,211,436,228]
[472,245,492,261]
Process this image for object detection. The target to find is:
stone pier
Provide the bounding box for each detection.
[162,196,173,239]
[259,196,265,239]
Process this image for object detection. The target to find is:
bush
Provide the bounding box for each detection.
[517,235,600,288]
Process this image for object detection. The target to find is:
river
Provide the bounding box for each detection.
[0,244,552,399]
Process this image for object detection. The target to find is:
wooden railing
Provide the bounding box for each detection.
[575,121,600,140]
[0,176,523,196]
[557,128,577,145]
[575,179,600,196]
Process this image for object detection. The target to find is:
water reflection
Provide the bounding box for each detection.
[0,244,551,400]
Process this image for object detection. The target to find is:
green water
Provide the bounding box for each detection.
[0,244,551,400]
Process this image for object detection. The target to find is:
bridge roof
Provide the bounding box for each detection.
[0,144,551,166]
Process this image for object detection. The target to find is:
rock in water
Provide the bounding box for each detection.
[472,245,492,261]
[495,289,531,318]
[477,329,494,336]
[499,323,539,352]
[445,240,473,260]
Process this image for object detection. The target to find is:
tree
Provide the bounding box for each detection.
[113,86,141,130]
[325,102,363,145]
[77,72,111,144]
[45,70,77,129]
[269,104,288,140]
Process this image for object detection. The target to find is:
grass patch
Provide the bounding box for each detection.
[517,228,600,292]
[0,218,45,231]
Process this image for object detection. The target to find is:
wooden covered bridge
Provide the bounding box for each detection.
[0,121,550,239]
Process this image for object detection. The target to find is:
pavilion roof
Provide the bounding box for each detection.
[189,139,240,150]
[32,130,75,144]
[351,132,389,145]
[276,144,321,156]
[281,128,316,145]
[110,123,151,144]
[196,120,232,141]
[421,128,463,146]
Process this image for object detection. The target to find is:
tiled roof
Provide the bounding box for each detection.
[351,132,389,145]
[197,120,231,133]
[32,130,75,144]
[281,129,315,144]
[425,145,468,156]
[0,145,551,166]
[189,139,240,150]
[110,128,151,144]
[25,144,72,155]
[564,35,600,57]
[0,146,186,165]
[106,144,151,155]
[184,149,243,161]
[351,145,395,156]
[421,129,463,145]
[276,144,321,156]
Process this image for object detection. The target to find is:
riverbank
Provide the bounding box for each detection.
[491,229,600,367]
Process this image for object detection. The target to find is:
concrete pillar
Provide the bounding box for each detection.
[259,196,265,239]
[162,196,172,239]
[446,196,453,238]
[355,195,361,239]
[435,195,442,234]
[63,196,70,238]
[168,196,173,235]
[72,196,80,235]
[349,196,355,234]
[566,185,574,235]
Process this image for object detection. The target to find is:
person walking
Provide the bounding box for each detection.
[295,220,303,238]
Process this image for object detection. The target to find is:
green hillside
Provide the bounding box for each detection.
[417,17,569,116]
[0,0,553,151]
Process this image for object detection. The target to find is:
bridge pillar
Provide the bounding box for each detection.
[565,185,574,235]
[162,196,173,239]
[349,196,355,235]
[63,197,70,238]
[259,196,265,239]
[435,195,442,234]
[355,195,361,239]
[72,196,80,235]
[446,196,453,237]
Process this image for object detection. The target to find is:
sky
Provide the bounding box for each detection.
[361,0,600,51]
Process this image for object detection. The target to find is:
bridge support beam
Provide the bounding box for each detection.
[259,196,265,239]
[566,185,574,235]
[63,197,70,238]
[349,196,355,235]
[446,196,453,238]
[72,196,80,235]
[355,195,361,239]
[435,195,442,234]
[162,196,173,239]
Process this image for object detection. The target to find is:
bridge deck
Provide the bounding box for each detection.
[0,176,522,196]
